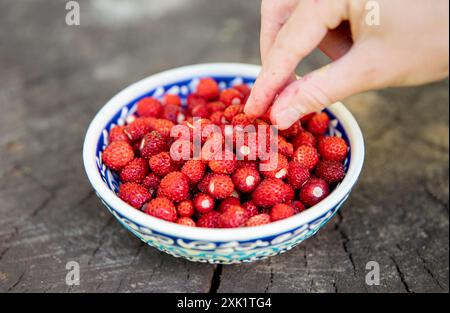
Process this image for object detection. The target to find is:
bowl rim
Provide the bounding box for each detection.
[83,62,365,242]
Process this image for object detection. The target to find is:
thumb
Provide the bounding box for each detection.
[270,45,379,129]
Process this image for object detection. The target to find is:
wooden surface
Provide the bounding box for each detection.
[0,0,448,293]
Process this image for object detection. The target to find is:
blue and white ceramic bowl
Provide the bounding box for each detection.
[83,63,365,264]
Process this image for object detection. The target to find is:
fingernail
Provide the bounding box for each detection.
[274,107,300,129]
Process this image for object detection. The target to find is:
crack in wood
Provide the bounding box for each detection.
[335,211,356,274]
[390,256,412,293]
[7,271,25,292]
[416,249,445,290]
[208,264,223,294]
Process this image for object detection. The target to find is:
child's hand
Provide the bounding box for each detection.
[244,0,449,129]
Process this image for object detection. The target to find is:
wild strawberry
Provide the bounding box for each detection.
[210,111,227,125]
[137,97,163,118]
[208,174,235,199]
[191,104,210,119]
[102,141,135,171]
[307,112,330,135]
[197,173,214,194]
[233,84,251,101]
[209,153,237,174]
[181,160,206,184]
[197,211,221,228]
[176,217,196,227]
[207,101,226,113]
[318,136,348,162]
[158,171,190,202]
[231,113,254,128]
[218,197,242,213]
[124,118,151,141]
[223,104,244,122]
[299,178,330,206]
[291,201,306,214]
[260,153,288,179]
[193,193,215,214]
[300,112,315,125]
[236,160,258,170]
[220,88,244,106]
[162,104,183,123]
[243,201,258,218]
[293,145,319,171]
[279,122,300,138]
[292,131,317,149]
[149,152,176,177]
[218,205,248,228]
[140,131,169,159]
[118,182,151,209]
[120,158,149,183]
[232,166,261,193]
[109,125,130,143]
[287,161,310,189]
[276,136,294,157]
[145,197,177,222]
[197,78,220,101]
[316,160,345,184]
[270,204,295,222]
[245,214,271,227]
[163,94,182,106]
[252,178,293,208]
[142,173,160,195]
[177,200,195,217]
[187,94,207,112]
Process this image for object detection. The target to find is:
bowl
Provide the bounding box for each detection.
[83,63,365,264]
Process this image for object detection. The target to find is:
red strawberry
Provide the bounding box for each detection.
[124,118,151,141]
[157,171,190,202]
[147,118,174,138]
[292,131,317,149]
[140,131,169,159]
[318,136,348,162]
[252,178,291,208]
[245,214,271,227]
[218,205,248,228]
[293,145,319,171]
[193,193,215,214]
[260,153,288,179]
[118,182,151,209]
[232,166,261,193]
[176,217,196,227]
[220,88,244,106]
[270,204,295,221]
[109,125,130,143]
[149,152,176,177]
[181,160,206,184]
[120,158,148,183]
[163,94,182,107]
[276,136,294,157]
[291,201,306,214]
[197,173,214,194]
[307,112,330,135]
[300,112,315,125]
[197,78,220,101]
[197,211,221,228]
[207,101,226,113]
[191,104,210,119]
[243,201,258,218]
[209,153,237,174]
[223,104,244,122]
[177,200,195,217]
[162,103,183,123]
[233,84,251,101]
[236,160,258,170]
[208,174,235,199]
[218,197,242,213]
[299,178,330,206]
[102,141,135,171]
[316,160,345,184]
[137,97,163,118]
[287,161,310,189]
[142,173,161,195]
[145,197,177,222]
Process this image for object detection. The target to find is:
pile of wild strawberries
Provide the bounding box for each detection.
[101,78,348,228]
